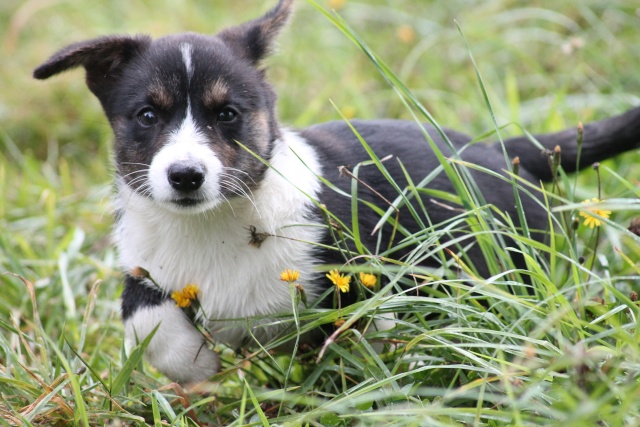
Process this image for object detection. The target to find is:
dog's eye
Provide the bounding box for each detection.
[217,108,237,123]
[137,108,158,127]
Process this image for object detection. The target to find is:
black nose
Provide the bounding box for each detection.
[168,164,205,192]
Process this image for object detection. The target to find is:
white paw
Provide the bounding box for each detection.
[124,300,220,383]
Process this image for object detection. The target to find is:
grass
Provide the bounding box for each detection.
[1,0,640,425]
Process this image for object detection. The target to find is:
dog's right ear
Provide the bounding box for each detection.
[218,0,293,65]
[33,35,151,100]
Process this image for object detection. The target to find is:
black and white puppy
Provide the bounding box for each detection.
[34,0,640,383]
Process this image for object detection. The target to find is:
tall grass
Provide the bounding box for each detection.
[1,0,639,426]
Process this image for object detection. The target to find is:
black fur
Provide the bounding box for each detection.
[121,275,168,320]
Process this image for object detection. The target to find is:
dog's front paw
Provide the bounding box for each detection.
[124,300,220,383]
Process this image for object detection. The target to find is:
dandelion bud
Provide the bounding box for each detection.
[328,0,345,10]
[552,145,561,176]
[572,217,580,231]
[512,156,520,176]
[295,283,308,307]
[338,165,350,177]
[524,345,537,358]
[131,266,150,279]
[577,122,584,149]
[396,25,416,44]
[628,218,640,237]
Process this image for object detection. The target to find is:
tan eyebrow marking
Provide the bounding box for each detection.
[203,79,229,107]
[249,110,270,150]
[148,80,174,110]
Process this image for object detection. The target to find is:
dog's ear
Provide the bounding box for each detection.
[33,35,151,100]
[218,0,293,65]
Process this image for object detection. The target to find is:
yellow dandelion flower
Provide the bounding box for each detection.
[328,0,346,10]
[171,292,191,308]
[579,198,611,229]
[326,269,351,293]
[280,268,300,283]
[171,284,200,308]
[340,105,357,119]
[396,25,416,44]
[359,272,377,288]
[182,284,199,299]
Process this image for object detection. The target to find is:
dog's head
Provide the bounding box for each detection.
[34,0,292,214]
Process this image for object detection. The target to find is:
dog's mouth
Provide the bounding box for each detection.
[173,197,204,207]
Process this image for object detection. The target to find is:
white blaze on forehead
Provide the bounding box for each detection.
[178,42,195,139]
[170,104,203,147]
[180,42,194,82]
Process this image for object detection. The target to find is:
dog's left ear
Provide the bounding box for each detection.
[218,0,293,65]
[33,35,151,103]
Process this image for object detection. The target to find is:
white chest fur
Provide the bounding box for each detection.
[115,131,324,348]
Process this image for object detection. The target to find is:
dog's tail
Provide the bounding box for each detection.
[500,105,640,181]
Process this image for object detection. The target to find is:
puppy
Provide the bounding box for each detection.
[34,0,640,383]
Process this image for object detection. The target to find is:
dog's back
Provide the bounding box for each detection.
[303,113,640,279]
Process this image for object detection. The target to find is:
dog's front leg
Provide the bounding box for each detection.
[122,275,220,383]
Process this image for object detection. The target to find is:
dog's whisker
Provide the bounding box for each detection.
[136,183,152,196]
[121,169,149,180]
[127,176,149,188]
[223,167,257,185]
[121,161,152,168]
[220,178,248,197]
[220,179,260,217]
[221,171,258,196]
[219,173,257,204]
[206,185,235,217]
[220,194,236,218]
